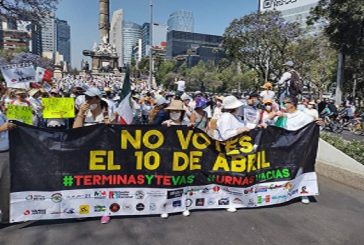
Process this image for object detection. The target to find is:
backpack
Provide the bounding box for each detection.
[289,70,303,96]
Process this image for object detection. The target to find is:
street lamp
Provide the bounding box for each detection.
[148,0,153,91]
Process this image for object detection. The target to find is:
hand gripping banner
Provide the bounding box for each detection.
[9,122,320,222]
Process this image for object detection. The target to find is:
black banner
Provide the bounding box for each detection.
[10,122,319,192]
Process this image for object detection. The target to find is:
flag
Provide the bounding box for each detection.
[116,72,133,125]
[36,67,53,82]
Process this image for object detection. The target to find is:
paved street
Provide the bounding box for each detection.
[1,175,363,245]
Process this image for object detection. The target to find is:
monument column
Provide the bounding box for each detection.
[99,0,110,42]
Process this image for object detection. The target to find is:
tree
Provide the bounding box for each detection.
[308,0,364,102]
[0,0,58,23]
[287,35,337,97]
[223,11,301,82]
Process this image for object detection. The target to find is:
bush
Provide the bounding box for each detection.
[321,133,364,165]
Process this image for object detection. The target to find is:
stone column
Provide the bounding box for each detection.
[99,0,110,42]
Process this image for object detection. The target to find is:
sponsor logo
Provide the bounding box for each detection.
[272,195,287,200]
[186,199,193,208]
[25,194,45,201]
[218,198,229,205]
[136,203,145,211]
[79,205,90,215]
[247,199,255,207]
[65,194,86,200]
[201,187,210,194]
[24,209,46,215]
[123,204,132,210]
[167,189,184,199]
[243,187,254,195]
[147,190,165,197]
[135,190,145,199]
[51,193,63,203]
[195,198,205,206]
[94,205,107,212]
[149,203,157,211]
[257,195,271,204]
[300,186,309,194]
[213,186,221,193]
[172,200,182,207]
[84,194,92,199]
[255,186,268,193]
[63,208,76,214]
[207,198,216,206]
[288,189,298,197]
[268,184,283,190]
[109,203,120,213]
[233,198,243,204]
[284,182,293,190]
[161,203,168,211]
[222,187,243,196]
[94,191,107,199]
[109,191,133,199]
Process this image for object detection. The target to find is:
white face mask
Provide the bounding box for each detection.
[89,104,97,111]
[307,105,314,109]
[265,105,272,111]
[170,111,181,121]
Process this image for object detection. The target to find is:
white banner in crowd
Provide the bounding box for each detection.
[0,63,35,89]
[259,0,319,12]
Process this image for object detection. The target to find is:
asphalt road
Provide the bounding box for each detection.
[1,175,363,245]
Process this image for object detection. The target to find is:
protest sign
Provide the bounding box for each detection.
[9,122,319,222]
[0,63,35,89]
[42,98,75,119]
[6,105,33,125]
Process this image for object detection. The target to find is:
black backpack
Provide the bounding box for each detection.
[289,70,303,96]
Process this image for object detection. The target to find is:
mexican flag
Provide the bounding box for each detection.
[116,72,133,125]
[35,67,53,82]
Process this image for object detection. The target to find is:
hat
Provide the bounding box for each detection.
[194,91,202,97]
[261,82,272,90]
[263,98,273,104]
[215,96,224,102]
[165,100,184,111]
[223,95,243,110]
[283,61,294,67]
[15,89,27,95]
[156,97,168,106]
[181,93,191,101]
[29,89,40,97]
[84,87,102,98]
[104,87,112,92]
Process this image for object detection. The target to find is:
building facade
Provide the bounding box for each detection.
[123,21,142,65]
[167,10,194,32]
[166,30,224,67]
[259,0,321,33]
[41,14,56,55]
[142,22,168,57]
[56,19,71,65]
[110,9,124,67]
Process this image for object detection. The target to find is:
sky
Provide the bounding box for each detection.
[56,0,259,69]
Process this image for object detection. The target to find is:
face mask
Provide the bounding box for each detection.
[265,105,272,111]
[216,101,222,107]
[170,111,181,121]
[89,104,97,111]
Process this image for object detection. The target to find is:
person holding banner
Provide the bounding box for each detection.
[0,101,15,151]
[73,87,110,128]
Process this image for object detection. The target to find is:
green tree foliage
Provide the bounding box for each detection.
[223,11,301,81]
[287,35,337,96]
[0,0,58,23]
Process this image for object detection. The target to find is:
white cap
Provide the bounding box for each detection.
[156,97,168,106]
[181,93,191,101]
[223,95,243,110]
[84,87,102,98]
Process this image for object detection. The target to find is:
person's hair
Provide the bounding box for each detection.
[222,108,237,114]
[100,99,108,110]
[148,106,160,123]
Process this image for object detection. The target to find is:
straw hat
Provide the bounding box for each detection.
[263,98,273,105]
[165,100,184,111]
[223,95,243,110]
[261,82,272,90]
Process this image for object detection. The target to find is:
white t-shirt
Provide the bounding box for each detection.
[260,90,275,100]
[176,80,186,92]
[285,110,314,131]
[304,108,319,121]
[216,112,246,140]
[0,112,9,151]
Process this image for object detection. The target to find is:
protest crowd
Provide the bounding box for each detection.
[2,60,353,224]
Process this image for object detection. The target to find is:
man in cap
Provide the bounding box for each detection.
[277,61,301,107]
[242,93,261,129]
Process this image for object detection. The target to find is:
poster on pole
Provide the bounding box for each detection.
[42,98,75,119]
[9,122,320,223]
